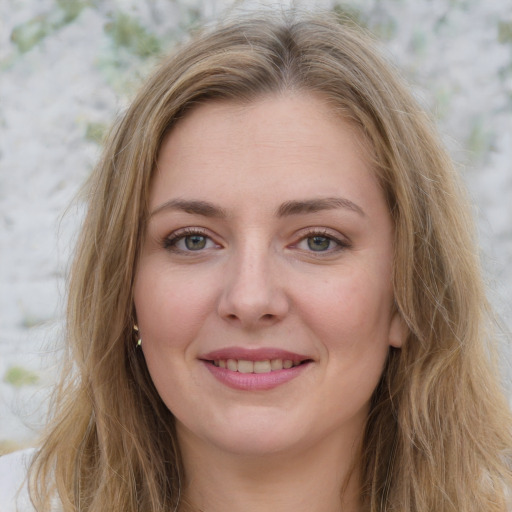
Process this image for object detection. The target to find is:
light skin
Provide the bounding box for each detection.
[134,93,405,511]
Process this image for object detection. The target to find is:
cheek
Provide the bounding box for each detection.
[294,264,394,406]
[300,269,393,347]
[316,275,393,397]
[133,263,217,350]
[133,265,217,410]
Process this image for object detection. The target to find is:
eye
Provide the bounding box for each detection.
[305,235,333,252]
[183,234,208,251]
[294,230,350,254]
[163,229,219,253]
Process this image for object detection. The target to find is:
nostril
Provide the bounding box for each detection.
[262,314,274,320]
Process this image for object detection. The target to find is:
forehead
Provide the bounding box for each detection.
[160,92,368,158]
[151,93,382,216]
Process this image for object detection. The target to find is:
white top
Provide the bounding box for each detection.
[0,449,36,512]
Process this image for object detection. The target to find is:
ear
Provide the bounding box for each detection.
[389,310,407,348]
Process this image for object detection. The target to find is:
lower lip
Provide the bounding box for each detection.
[203,361,310,391]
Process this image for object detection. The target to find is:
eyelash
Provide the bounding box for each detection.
[163,228,216,252]
[293,228,351,254]
[162,228,351,254]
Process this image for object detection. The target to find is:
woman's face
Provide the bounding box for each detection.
[134,93,404,457]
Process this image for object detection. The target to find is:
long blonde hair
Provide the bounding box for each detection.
[30,10,512,511]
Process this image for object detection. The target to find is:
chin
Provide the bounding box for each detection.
[178,412,309,458]
[214,430,302,457]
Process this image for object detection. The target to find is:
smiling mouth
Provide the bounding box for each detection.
[207,359,311,373]
[201,352,313,390]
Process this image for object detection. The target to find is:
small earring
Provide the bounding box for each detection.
[134,324,142,347]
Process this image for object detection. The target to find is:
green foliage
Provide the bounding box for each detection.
[20,314,46,328]
[498,21,512,44]
[56,0,89,24]
[85,122,107,144]
[433,85,453,121]
[177,6,203,32]
[4,366,40,388]
[467,116,491,160]
[332,3,367,28]
[372,18,397,41]
[104,12,161,58]
[411,30,427,56]
[10,0,90,53]
[11,16,52,53]
[333,3,397,40]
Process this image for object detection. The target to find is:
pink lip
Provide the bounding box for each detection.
[203,362,311,391]
[200,347,311,363]
[199,347,313,391]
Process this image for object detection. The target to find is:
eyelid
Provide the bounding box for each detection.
[161,226,350,255]
[163,227,221,252]
[290,227,352,253]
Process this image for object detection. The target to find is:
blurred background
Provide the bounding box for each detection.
[1,0,511,454]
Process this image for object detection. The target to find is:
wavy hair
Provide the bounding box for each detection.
[29,9,512,511]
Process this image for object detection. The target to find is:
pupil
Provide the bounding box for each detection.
[185,235,206,250]
[308,236,330,251]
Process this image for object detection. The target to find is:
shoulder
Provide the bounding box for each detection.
[0,448,37,512]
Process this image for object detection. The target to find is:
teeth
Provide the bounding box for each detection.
[238,360,254,373]
[213,358,301,373]
[254,360,271,373]
[270,359,283,370]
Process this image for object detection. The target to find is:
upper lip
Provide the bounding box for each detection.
[200,347,313,363]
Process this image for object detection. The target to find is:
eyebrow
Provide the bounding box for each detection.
[149,196,365,219]
[150,199,227,218]
[276,197,365,217]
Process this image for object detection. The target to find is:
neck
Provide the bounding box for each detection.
[177,427,363,512]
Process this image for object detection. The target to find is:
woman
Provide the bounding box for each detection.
[4,8,511,512]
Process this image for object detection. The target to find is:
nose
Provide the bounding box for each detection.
[217,243,289,329]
